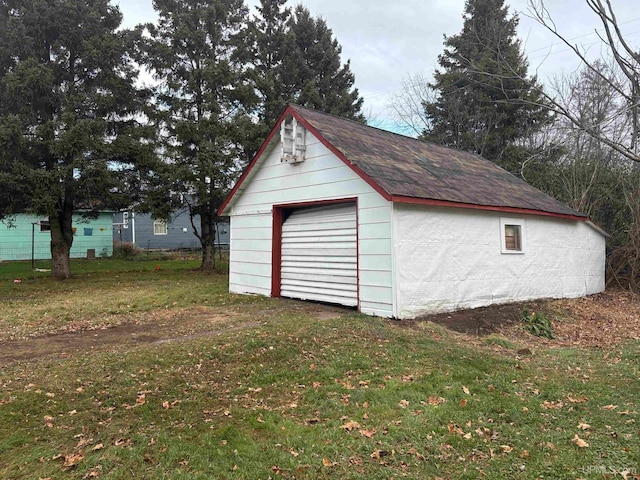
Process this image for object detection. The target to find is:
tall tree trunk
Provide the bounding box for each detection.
[199,205,215,271]
[50,210,73,280]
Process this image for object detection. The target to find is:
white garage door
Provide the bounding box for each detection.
[281,203,358,306]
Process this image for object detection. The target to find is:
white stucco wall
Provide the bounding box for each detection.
[227,131,394,317]
[393,204,606,319]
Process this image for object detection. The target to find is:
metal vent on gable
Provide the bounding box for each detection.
[280,116,306,164]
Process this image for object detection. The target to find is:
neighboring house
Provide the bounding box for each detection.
[219,104,606,319]
[113,211,230,250]
[0,212,113,261]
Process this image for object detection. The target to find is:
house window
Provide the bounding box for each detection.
[280,116,306,163]
[153,219,168,235]
[504,225,521,250]
[39,220,50,232]
[500,218,525,254]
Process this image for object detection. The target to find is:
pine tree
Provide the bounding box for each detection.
[0,0,153,279]
[247,0,292,127]
[288,5,364,121]
[423,0,548,165]
[142,0,254,271]
[248,1,364,136]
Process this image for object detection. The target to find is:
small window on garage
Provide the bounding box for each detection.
[39,220,51,232]
[153,219,168,235]
[500,218,525,254]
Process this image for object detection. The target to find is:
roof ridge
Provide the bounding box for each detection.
[288,103,506,168]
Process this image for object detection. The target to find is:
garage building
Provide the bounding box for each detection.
[218,105,606,319]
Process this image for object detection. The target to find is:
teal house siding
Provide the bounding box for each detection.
[0,213,113,261]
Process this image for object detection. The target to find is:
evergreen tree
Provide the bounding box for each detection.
[248,1,364,138]
[288,5,364,121]
[142,0,254,271]
[423,0,548,165]
[0,0,153,279]
[247,0,292,127]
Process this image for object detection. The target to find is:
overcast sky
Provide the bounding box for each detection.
[114,0,640,133]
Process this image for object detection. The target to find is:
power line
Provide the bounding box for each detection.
[520,13,640,55]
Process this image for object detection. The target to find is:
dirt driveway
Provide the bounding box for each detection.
[0,302,349,365]
[1,291,637,365]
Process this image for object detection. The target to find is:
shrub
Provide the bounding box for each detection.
[112,242,141,260]
[521,308,554,339]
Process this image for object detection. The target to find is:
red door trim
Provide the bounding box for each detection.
[271,197,359,311]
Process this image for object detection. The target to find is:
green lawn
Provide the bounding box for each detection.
[0,260,638,479]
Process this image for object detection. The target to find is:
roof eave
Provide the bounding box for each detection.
[390,195,589,222]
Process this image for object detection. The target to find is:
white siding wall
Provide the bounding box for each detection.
[393,204,606,319]
[228,135,394,317]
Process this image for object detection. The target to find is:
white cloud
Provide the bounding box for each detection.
[114,0,640,129]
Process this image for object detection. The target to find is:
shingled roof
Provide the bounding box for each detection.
[220,104,586,220]
[289,105,585,218]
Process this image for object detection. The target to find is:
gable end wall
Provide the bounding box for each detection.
[228,133,394,317]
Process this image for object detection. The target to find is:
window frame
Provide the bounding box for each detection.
[500,217,525,254]
[153,219,168,236]
[39,220,51,232]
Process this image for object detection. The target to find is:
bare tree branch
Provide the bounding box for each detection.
[526,0,640,161]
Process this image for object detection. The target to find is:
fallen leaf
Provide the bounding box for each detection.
[92,443,104,451]
[428,396,445,405]
[370,450,390,459]
[447,424,463,435]
[359,428,376,438]
[566,395,588,403]
[322,458,336,467]
[603,404,618,410]
[462,386,471,395]
[501,445,513,453]
[63,453,84,468]
[459,399,468,407]
[399,399,409,408]
[541,400,564,410]
[340,420,360,432]
[572,434,589,448]
[577,422,590,430]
